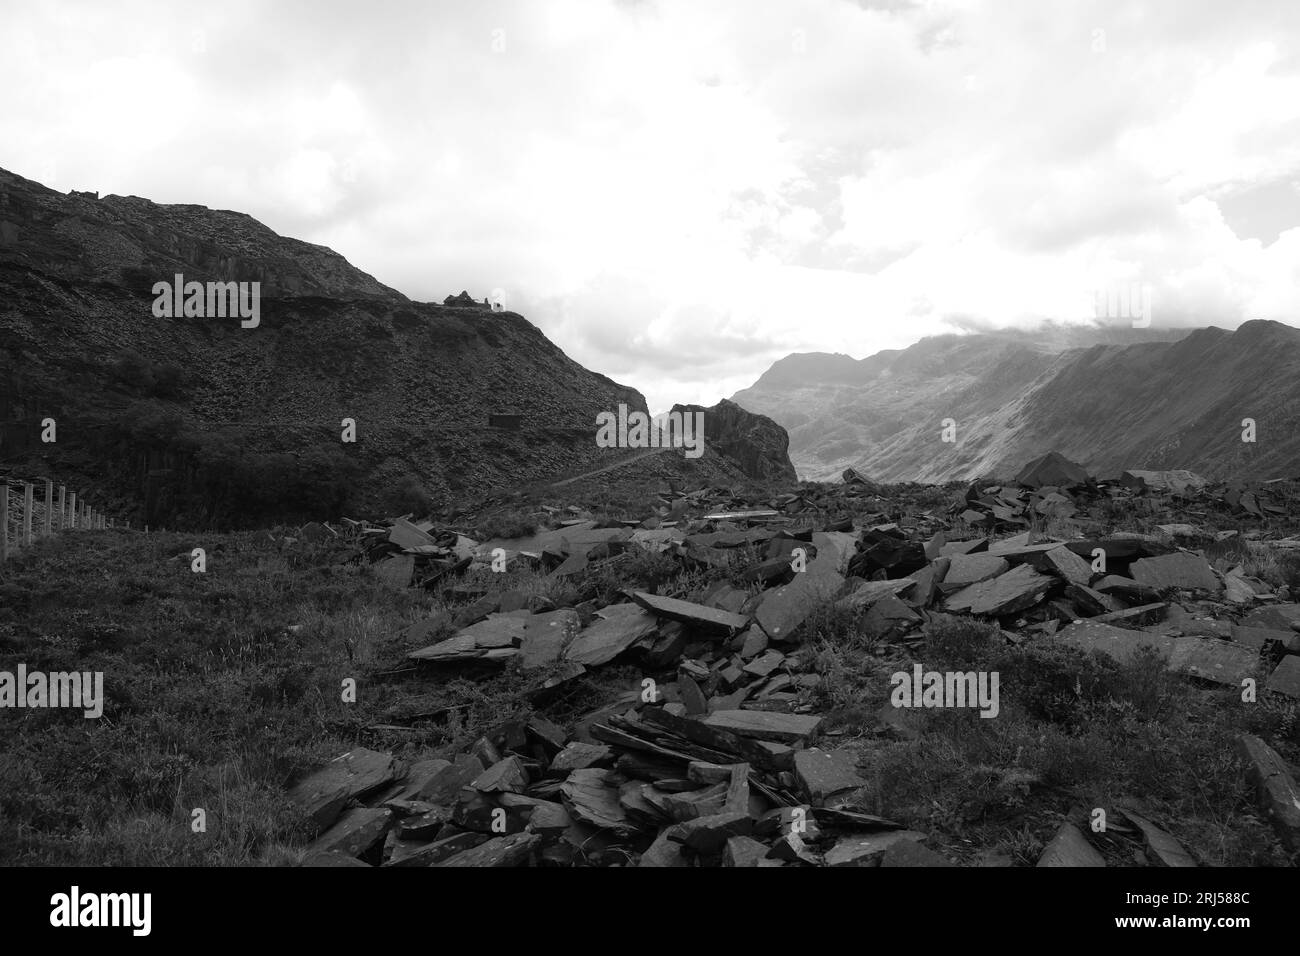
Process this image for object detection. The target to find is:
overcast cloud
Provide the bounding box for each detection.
[3,0,1299,411]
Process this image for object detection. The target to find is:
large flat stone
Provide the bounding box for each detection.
[564,604,659,666]
[942,553,1010,587]
[825,830,929,867]
[793,748,865,804]
[754,570,845,641]
[1130,552,1221,593]
[520,609,580,670]
[1242,603,1300,631]
[630,591,750,633]
[1236,735,1300,852]
[1168,637,1257,685]
[1055,620,1175,665]
[306,807,393,858]
[1036,822,1105,866]
[703,709,821,745]
[943,564,1053,616]
[288,748,402,829]
[1266,655,1300,698]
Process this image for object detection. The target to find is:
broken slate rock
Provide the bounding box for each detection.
[1130,552,1221,593]
[1265,655,1300,698]
[824,830,929,867]
[1168,637,1257,686]
[1036,822,1105,866]
[943,564,1053,616]
[704,709,822,745]
[289,748,402,829]
[306,807,393,858]
[1056,620,1175,666]
[630,591,750,634]
[564,604,659,666]
[793,748,865,804]
[1236,735,1300,852]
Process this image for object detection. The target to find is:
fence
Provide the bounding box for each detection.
[0,477,127,562]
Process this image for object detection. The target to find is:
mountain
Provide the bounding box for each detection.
[0,167,656,525]
[732,321,1300,481]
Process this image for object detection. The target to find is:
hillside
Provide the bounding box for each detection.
[731,322,1300,482]
[0,168,652,525]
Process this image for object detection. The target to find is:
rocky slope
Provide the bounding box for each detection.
[0,167,657,524]
[732,322,1300,482]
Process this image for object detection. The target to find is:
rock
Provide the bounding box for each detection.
[941,553,1010,588]
[703,710,822,745]
[1056,620,1175,665]
[943,564,1054,616]
[560,768,636,836]
[1168,637,1257,685]
[630,591,750,634]
[1017,450,1090,488]
[288,748,401,829]
[880,839,955,867]
[1036,822,1105,866]
[471,756,530,793]
[793,748,865,804]
[754,570,845,641]
[1121,469,1207,495]
[306,807,393,858]
[418,754,487,803]
[301,850,371,867]
[436,831,540,867]
[1265,655,1300,698]
[723,835,771,867]
[384,831,488,867]
[1093,575,1161,604]
[1129,552,1221,593]
[1242,603,1300,631]
[1118,807,1196,867]
[669,399,798,483]
[824,830,929,867]
[669,811,754,854]
[1027,546,1094,587]
[1236,735,1300,852]
[549,742,615,773]
[520,609,580,670]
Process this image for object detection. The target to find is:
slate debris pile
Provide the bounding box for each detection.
[286,451,1300,865]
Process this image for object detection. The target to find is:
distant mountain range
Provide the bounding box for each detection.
[732,321,1300,482]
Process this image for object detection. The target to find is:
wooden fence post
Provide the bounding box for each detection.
[22,483,33,548]
[43,480,53,537]
[57,485,65,530]
[68,492,77,529]
[1,482,9,562]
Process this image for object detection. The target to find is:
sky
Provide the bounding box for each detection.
[3,0,1300,413]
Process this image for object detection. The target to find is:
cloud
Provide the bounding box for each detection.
[2,0,1299,412]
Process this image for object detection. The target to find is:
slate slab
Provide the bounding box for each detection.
[288,748,402,829]
[703,709,821,745]
[943,564,1053,616]
[564,604,659,666]
[1236,735,1300,852]
[1130,552,1221,592]
[1056,620,1175,665]
[1168,637,1257,685]
[630,591,750,633]
[1266,655,1300,698]
[1036,822,1105,866]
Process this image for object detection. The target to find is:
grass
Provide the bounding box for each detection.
[2,520,1298,867]
[802,615,1299,867]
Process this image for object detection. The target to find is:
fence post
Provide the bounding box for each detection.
[68,492,77,529]
[1,482,9,561]
[58,485,65,530]
[22,483,33,548]
[43,480,53,537]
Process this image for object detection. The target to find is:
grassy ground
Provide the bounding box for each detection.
[1,522,1296,866]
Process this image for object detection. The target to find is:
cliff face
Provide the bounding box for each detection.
[669,399,797,484]
[0,168,647,524]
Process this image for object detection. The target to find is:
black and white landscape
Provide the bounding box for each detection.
[1,0,1298,891]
